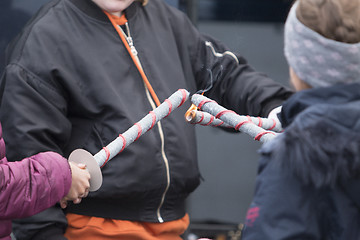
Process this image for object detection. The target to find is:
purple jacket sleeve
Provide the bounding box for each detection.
[0,152,72,220]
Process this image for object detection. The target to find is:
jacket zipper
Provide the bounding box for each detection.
[120,22,170,223]
[123,22,138,56]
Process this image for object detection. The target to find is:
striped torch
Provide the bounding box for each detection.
[190,94,281,143]
[186,109,282,132]
[69,89,189,191]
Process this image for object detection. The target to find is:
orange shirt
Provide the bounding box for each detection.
[65,213,190,240]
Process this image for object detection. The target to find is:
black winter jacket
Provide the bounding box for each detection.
[0,0,292,238]
[242,83,360,240]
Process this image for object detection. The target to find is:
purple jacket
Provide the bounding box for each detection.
[0,123,72,240]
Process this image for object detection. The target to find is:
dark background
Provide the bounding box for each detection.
[196,0,291,22]
[1,1,292,239]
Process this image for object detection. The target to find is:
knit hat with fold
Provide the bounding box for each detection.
[284,1,360,88]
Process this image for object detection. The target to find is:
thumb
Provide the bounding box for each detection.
[60,199,68,209]
[77,163,87,169]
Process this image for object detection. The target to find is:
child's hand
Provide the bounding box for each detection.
[60,162,91,209]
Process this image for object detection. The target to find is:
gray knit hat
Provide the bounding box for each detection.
[284,1,360,88]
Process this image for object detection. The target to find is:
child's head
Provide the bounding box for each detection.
[284,0,360,91]
[137,0,148,5]
[92,0,148,17]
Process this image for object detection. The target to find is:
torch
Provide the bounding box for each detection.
[68,89,189,191]
[189,94,281,143]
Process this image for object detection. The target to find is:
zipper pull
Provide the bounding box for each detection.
[125,22,138,56]
[126,36,138,56]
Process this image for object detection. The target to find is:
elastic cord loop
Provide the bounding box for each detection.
[204,115,215,126]
[100,147,111,168]
[134,123,142,141]
[179,89,187,107]
[216,110,235,119]
[198,100,215,110]
[197,112,205,124]
[149,111,156,130]
[254,131,276,141]
[118,134,126,153]
[165,99,173,117]
[235,120,252,131]
[213,121,224,127]
[257,117,263,127]
[268,119,276,130]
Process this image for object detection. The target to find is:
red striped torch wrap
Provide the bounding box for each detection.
[191,94,281,143]
[69,89,189,191]
[185,109,232,128]
[186,109,283,133]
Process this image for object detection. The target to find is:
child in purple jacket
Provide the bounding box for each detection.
[0,123,91,240]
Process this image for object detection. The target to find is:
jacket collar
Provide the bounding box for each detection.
[279,83,360,128]
[262,83,360,188]
[67,0,140,23]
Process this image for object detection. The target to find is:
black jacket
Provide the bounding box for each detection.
[0,0,292,238]
[242,83,360,240]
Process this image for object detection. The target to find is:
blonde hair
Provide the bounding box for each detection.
[137,0,148,6]
[296,0,360,43]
